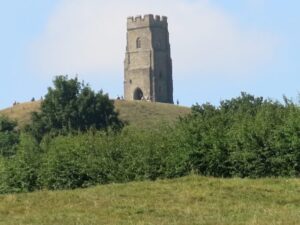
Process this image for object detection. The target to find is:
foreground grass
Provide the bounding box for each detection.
[0,176,299,225]
[0,100,190,129]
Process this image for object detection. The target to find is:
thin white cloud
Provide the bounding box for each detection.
[28,0,278,78]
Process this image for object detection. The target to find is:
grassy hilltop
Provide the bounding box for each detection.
[0,100,190,128]
[0,176,300,225]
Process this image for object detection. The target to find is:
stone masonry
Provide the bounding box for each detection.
[124,14,173,103]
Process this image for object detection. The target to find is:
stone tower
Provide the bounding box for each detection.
[124,14,173,103]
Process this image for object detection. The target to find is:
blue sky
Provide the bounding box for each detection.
[1,0,300,109]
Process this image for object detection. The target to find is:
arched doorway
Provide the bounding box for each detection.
[133,88,144,100]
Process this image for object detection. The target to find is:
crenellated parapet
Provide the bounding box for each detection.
[127,14,168,30]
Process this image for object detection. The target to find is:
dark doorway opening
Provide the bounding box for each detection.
[133,88,144,100]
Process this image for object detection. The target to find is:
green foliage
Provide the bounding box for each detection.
[0,116,19,157]
[38,133,111,189]
[0,157,7,191]
[27,75,123,141]
[0,116,17,132]
[179,92,300,177]
[109,126,190,182]
[0,134,41,193]
[37,126,190,190]
[2,92,300,194]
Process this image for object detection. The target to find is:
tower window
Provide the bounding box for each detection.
[136,37,141,48]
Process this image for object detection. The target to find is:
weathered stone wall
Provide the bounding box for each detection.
[124,14,173,103]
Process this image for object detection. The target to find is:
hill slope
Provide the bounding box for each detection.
[0,100,190,128]
[0,175,299,225]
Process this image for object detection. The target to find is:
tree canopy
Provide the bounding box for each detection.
[28,75,123,141]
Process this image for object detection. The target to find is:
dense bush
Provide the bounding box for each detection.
[0,134,41,193]
[38,126,190,190]
[0,124,191,192]
[0,116,19,157]
[0,157,6,191]
[178,93,300,177]
[38,133,112,189]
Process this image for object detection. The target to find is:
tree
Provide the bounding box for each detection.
[27,75,124,141]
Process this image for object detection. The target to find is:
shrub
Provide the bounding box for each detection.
[179,93,300,177]
[39,132,112,190]
[0,134,41,193]
[0,116,19,157]
[37,125,191,190]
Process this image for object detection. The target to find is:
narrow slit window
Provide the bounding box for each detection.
[136,37,141,48]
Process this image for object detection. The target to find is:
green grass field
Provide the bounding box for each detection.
[0,175,299,225]
[0,100,190,129]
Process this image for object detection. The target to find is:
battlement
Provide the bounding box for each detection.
[127,14,168,30]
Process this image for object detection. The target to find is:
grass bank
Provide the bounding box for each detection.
[0,175,299,225]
